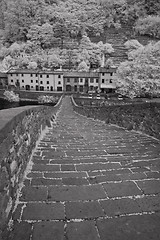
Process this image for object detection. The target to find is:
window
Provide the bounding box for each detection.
[47,74,49,78]
[67,78,70,83]
[110,79,112,83]
[58,81,61,85]
[110,73,113,76]
[57,87,62,91]
[16,74,18,76]
[79,85,83,92]
[22,86,24,88]
[47,81,49,84]
[47,86,49,89]
[40,81,43,84]
[22,80,24,83]
[30,74,33,77]
[74,78,78,83]
[11,80,13,82]
[10,74,12,76]
[40,74,42,78]
[90,78,94,83]
[80,78,83,83]
[96,79,98,83]
[58,75,61,78]
[102,79,104,83]
[21,74,24,77]
[31,86,33,88]
[36,80,38,83]
[35,74,38,77]
[74,85,77,92]
[102,73,105,76]
[31,80,33,83]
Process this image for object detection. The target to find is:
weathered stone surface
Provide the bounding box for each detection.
[96,214,160,240]
[100,198,141,217]
[62,177,89,186]
[136,180,160,194]
[44,171,87,178]
[32,164,60,172]
[20,186,48,201]
[22,202,65,220]
[103,181,142,197]
[135,195,160,212]
[48,185,107,201]
[65,201,104,219]
[61,164,76,171]
[7,221,32,240]
[65,221,100,240]
[31,178,62,186]
[32,222,64,240]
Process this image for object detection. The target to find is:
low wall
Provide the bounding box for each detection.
[0,98,62,237]
[72,97,160,140]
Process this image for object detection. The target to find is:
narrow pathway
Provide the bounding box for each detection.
[9,96,160,240]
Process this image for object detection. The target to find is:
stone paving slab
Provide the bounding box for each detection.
[7,96,160,240]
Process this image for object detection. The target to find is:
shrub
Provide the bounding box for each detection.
[37,95,59,104]
[3,90,19,102]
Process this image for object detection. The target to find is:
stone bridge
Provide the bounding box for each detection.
[1,96,160,240]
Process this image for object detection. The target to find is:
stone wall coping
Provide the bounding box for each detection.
[0,105,51,145]
[0,95,63,145]
[0,106,40,131]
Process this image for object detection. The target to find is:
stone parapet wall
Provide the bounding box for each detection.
[72,97,160,140]
[0,98,62,237]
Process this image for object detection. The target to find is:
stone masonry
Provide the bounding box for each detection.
[5,96,160,240]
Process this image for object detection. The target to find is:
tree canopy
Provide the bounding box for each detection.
[117,40,160,98]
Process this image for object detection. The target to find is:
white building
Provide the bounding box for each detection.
[7,69,64,92]
[99,67,117,93]
[7,67,117,93]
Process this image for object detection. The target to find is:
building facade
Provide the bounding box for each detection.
[7,69,64,92]
[7,67,117,93]
[63,72,99,93]
[0,72,7,89]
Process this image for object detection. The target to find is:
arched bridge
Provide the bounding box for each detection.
[0,96,160,240]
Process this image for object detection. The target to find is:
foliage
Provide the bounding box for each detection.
[77,61,89,72]
[3,90,19,102]
[124,39,144,60]
[37,95,58,104]
[117,41,160,98]
[135,15,160,39]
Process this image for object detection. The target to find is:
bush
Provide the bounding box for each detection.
[135,15,160,39]
[37,95,59,104]
[3,90,19,102]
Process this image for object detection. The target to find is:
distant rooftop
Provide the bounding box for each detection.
[63,71,99,78]
[99,67,117,73]
[0,72,7,78]
[8,69,63,74]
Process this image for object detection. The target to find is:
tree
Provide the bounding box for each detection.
[77,61,89,72]
[117,41,160,98]
[27,23,56,49]
[135,15,160,39]
[124,39,144,60]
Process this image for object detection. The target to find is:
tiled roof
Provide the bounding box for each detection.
[63,71,99,78]
[0,72,7,78]
[99,67,117,73]
[7,69,63,74]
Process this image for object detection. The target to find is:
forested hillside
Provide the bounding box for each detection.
[0,0,160,71]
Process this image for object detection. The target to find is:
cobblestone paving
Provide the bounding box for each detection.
[10,96,160,240]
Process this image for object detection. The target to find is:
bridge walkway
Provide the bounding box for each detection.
[8,96,160,240]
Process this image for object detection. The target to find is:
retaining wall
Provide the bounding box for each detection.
[0,98,62,238]
[72,97,160,140]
